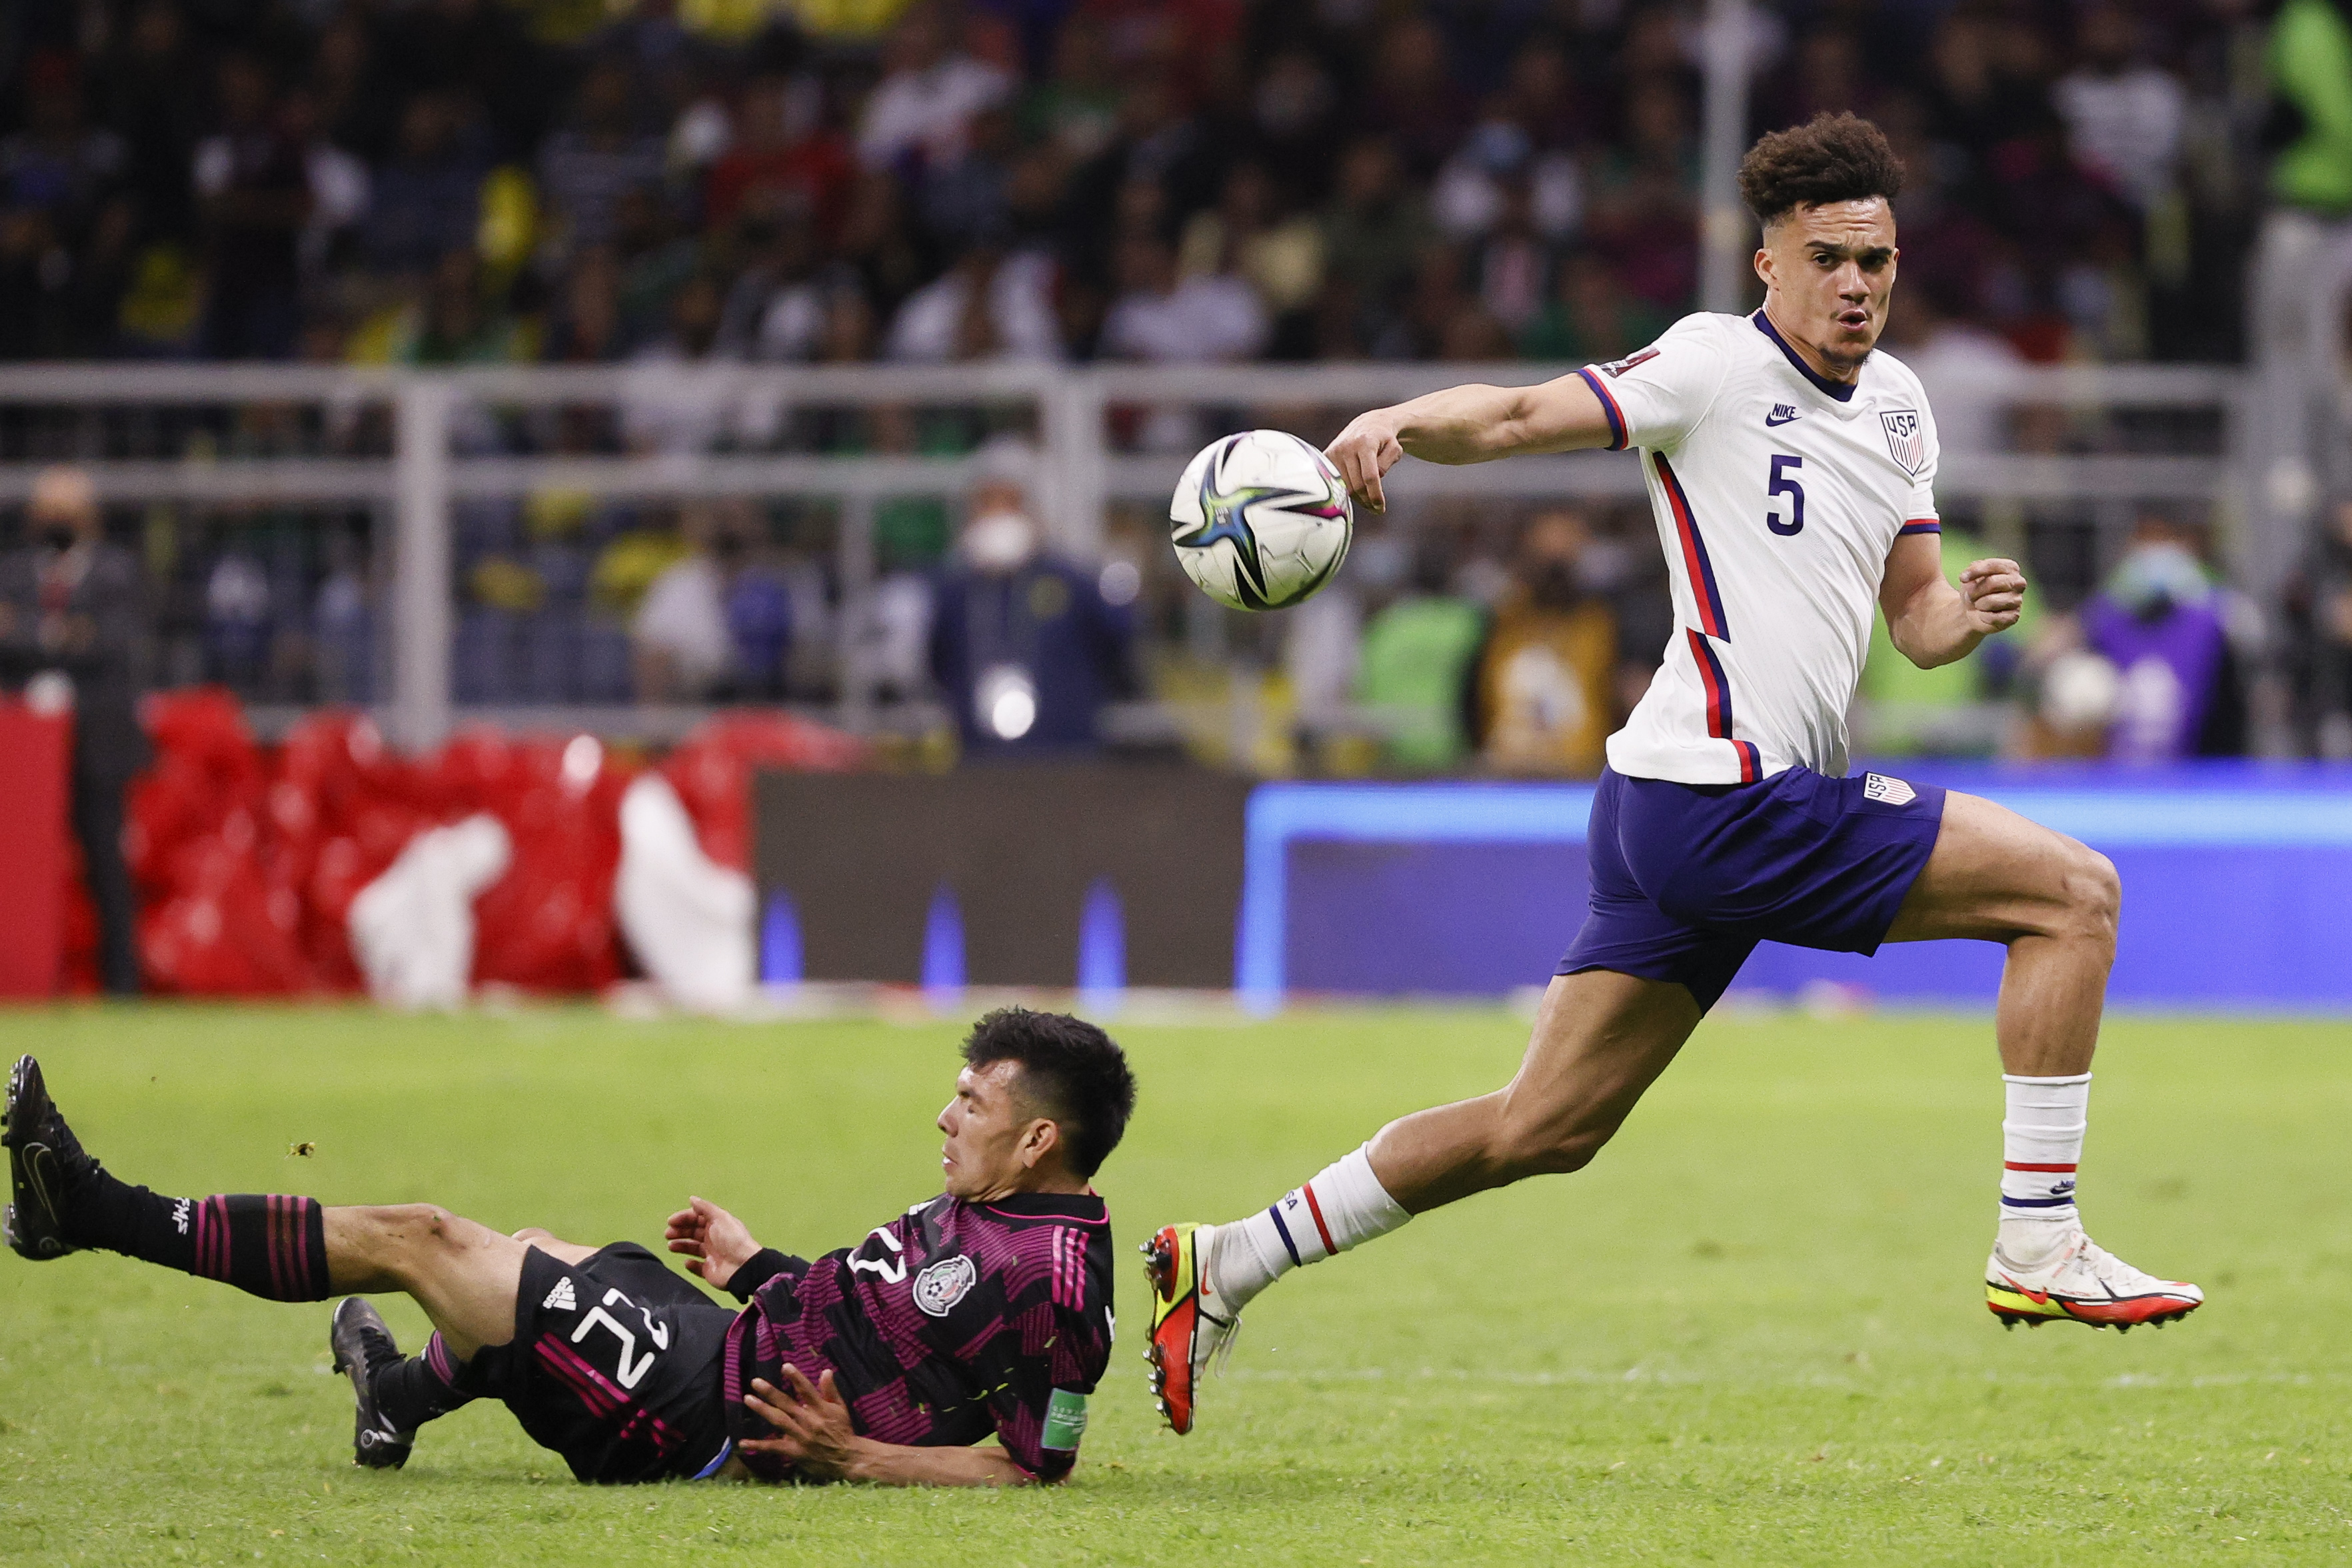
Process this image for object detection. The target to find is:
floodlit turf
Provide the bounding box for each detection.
[1,1002,2347,1565]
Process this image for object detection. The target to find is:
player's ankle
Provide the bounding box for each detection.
[1997,1215,2076,1267]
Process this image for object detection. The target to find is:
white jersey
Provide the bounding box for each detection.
[1578,310,1941,785]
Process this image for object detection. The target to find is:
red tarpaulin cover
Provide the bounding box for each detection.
[0,702,71,998]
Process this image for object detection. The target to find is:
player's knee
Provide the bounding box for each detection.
[2057,844,2121,947]
[511,1225,556,1245]
[382,1203,465,1252]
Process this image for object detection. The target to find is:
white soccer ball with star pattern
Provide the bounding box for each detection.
[1169,429,1354,612]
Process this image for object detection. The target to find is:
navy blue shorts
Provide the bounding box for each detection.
[1556,765,1948,1012]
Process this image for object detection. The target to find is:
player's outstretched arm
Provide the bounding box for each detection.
[1326,373,1619,512]
[1879,532,2027,669]
[742,1367,1042,1487]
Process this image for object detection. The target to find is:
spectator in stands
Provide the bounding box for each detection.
[194,53,311,359]
[537,61,666,259]
[857,3,1012,175]
[630,502,734,701]
[884,233,1062,362]
[1517,245,1666,364]
[704,72,852,241]
[2052,3,2187,215]
[1470,508,1617,778]
[1101,232,1266,363]
[1354,536,1486,772]
[1177,163,1324,359]
[2285,496,2352,756]
[362,93,483,279]
[928,438,1134,756]
[0,467,149,994]
[1319,136,1429,357]
[103,0,205,254]
[2081,511,2246,762]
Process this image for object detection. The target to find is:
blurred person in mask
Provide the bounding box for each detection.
[0,467,150,992]
[928,438,1134,756]
[1470,508,1618,778]
[2081,512,2247,762]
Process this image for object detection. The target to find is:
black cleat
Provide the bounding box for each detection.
[3,1056,93,1261]
[330,1297,415,1469]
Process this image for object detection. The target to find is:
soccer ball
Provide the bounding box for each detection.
[1169,429,1354,611]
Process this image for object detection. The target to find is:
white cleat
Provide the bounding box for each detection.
[1986,1228,2203,1332]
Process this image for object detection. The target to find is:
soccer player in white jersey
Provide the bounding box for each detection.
[1142,113,2201,1435]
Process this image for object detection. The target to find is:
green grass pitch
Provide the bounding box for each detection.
[1,1003,2347,1565]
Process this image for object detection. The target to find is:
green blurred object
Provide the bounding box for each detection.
[1356,596,1487,770]
[1861,528,2035,755]
[2270,0,2352,214]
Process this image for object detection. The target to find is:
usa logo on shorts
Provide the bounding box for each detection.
[1863,773,1917,807]
[912,1255,978,1317]
[1879,409,1927,476]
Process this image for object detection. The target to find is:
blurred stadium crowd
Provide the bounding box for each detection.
[5,0,2352,782]
[0,0,2274,367]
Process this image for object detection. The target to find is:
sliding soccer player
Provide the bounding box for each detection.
[1144,112,2201,1434]
[4,1010,1132,1485]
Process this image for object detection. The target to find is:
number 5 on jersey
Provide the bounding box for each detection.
[1766,454,1804,537]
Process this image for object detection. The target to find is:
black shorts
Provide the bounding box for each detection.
[470,1243,737,1483]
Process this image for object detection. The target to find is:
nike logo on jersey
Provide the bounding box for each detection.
[1764,404,1801,426]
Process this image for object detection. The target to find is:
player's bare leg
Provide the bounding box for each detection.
[1146,971,1696,1431]
[324,1205,531,1358]
[1360,970,1700,1210]
[1881,790,2201,1331]
[511,1226,600,1266]
[4,1056,544,1463]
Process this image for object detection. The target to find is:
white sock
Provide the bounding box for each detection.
[1208,1145,1411,1314]
[1999,1072,2089,1261]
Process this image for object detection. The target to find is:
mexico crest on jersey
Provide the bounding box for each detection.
[912,1254,978,1317]
[1879,408,1927,476]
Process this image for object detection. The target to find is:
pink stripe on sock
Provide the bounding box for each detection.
[267,1196,289,1300]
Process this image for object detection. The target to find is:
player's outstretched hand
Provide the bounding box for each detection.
[742,1367,860,1480]
[1958,557,2027,633]
[663,1195,759,1289]
[1326,412,1404,514]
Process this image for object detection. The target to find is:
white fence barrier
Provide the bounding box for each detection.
[0,359,2255,750]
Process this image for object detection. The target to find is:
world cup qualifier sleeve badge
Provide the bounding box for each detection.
[1879,409,1927,476]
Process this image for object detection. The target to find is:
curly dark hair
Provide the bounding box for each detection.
[1736,112,1906,227]
[962,1008,1137,1179]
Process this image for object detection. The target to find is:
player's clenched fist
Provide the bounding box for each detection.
[1326,414,1404,514]
[1957,558,2027,632]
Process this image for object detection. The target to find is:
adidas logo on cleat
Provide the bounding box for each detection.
[541,1277,577,1313]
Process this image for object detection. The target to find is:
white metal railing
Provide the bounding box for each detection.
[0,359,2256,750]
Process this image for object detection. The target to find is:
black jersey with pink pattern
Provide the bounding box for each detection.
[722,1191,1113,1480]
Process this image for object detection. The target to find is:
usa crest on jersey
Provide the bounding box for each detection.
[1879,409,1927,476]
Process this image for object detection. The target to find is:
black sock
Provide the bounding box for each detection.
[65,1170,329,1302]
[371,1332,482,1431]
